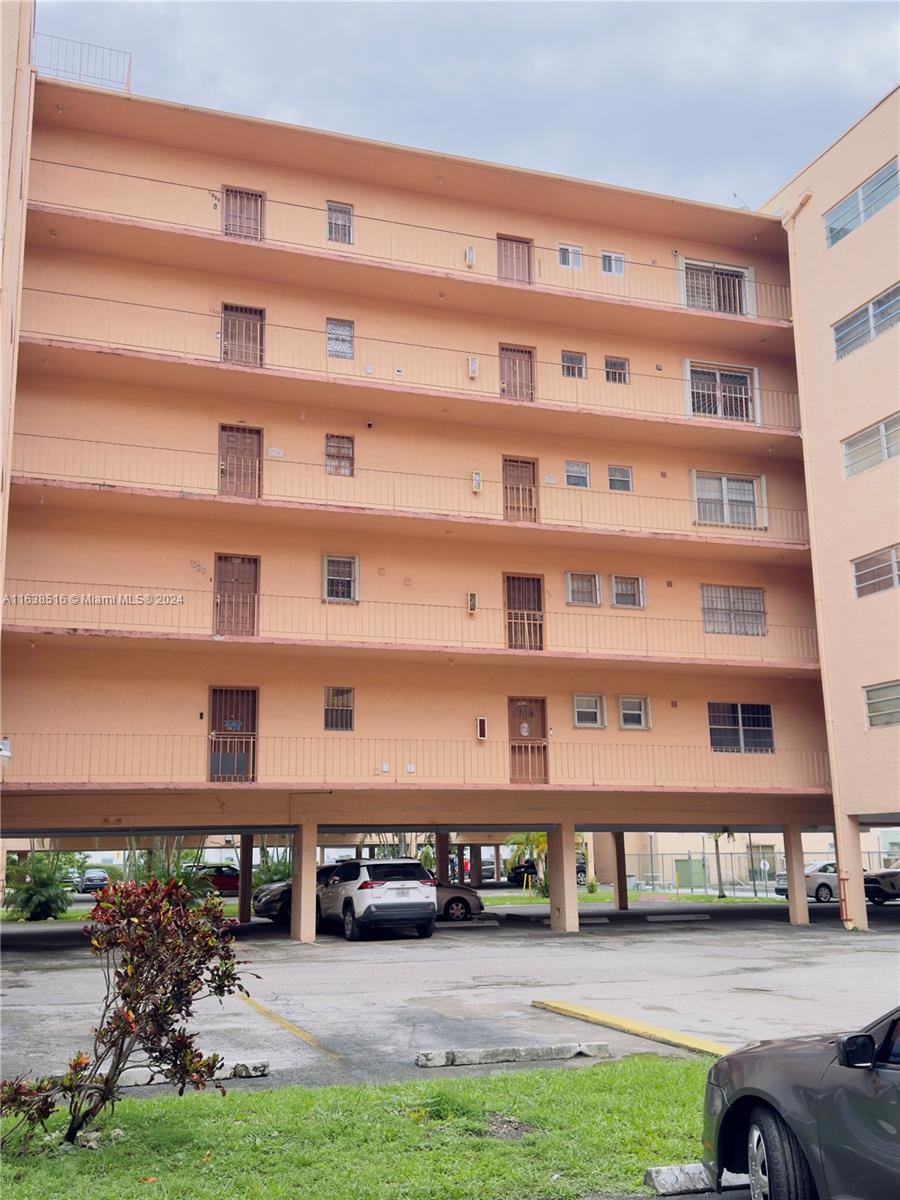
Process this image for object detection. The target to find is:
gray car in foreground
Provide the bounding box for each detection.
[703,1006,900,1199]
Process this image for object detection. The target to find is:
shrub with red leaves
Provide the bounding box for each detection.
[0,879,250,1149]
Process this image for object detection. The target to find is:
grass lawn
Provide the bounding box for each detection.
[1,1055,711,1200]
[481,890,785,907]
[1,902,240,924]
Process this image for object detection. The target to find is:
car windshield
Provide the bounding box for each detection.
[367,863,429,882]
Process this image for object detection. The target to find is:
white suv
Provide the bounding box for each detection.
[317,858,437,940]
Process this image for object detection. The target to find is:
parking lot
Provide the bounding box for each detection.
[3,905,897,1090]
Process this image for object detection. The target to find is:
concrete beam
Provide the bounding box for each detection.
[547,822,579,933]
[289,820,318,944]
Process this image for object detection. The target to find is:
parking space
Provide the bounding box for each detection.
[2,910,895,1090]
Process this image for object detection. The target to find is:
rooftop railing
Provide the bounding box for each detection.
[20,289,801,430]
[1,733,831,790]
[11,434,812,545]
[3,578,819,665]
[31,35,132,92]
[28,159,792,320]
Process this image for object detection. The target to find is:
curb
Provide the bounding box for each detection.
[120,1061,269,1088]
[531,1001,731,1056]
[416,1041,611,1068]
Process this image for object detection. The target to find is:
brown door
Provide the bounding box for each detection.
[497,237,532,284]
[219,425,262,498]
[505,575,544,650]
[499,345,534,401]
[209,687,258,782]
[502,456,537,522]
[214,555,259,635]
[508,697,548,783]
[221,304,264,366]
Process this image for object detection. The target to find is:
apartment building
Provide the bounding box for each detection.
[0,17,894,941]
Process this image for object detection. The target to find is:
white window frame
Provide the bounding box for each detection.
[833,284,900,359]
[864,680,900,729]
[565,460,590,488]
[565,571,602,606]
[683,358,761,426]
[618,695,650,730]
[691,470,768,530]
[852,545,900,598]
[561,350,587,379]
[676,254,758,318]
[608,465,633,493]
[700,584,767,636]
[322,554,359,603]
[559,244,583,269]
[573,693,606,729]
[600,251,625,276]
[707,701,775,754]
[842,413,900,476]
[326,318,354,360]
[610,574,645,608]
[824,158,899,247]
[604,356,630,385]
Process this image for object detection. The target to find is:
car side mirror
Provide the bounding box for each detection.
[837,1033,876,1069]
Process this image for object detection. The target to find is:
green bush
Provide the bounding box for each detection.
[586,877,598,894]
[252,857,293,888]
[4,855,71,921]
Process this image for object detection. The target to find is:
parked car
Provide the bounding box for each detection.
[774,860,839,903]
[62,868,81,891]
[433,878,485,922]
[507,856,588,886]
[183,862,241,895]
[252,865,335,922]
[317,858,436,940]
[702,1005,900,1200]
[79,868,110,893]
[864,864,900,904]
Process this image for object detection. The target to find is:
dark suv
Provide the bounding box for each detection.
[507,856,587,886]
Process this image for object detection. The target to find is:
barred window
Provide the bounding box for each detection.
[559,244,583,269]
[565,461,590,487]
[325,434,355,477]
[708,702,774,753]
[608,465,633,492]
[323,554,358,602]
[327,202,353,244]
[853,545,900,598]
[865,681,900,728]
[566,572,601,605]
[222,187,264,240]
[825,158,898,246]
[833,283,900,358]
[689,363,753,422]
[605,356,630,384]
[610,575,644,608]
[842,414,900,476]
[701,584,766,636]
[574,694,605,728]
[324,686,354,731]
[326,318,354,359]
[562,351,587,379]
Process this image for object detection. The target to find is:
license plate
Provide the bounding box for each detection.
[396,889,410,897]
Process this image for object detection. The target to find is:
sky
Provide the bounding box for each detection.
[35,1,900,208]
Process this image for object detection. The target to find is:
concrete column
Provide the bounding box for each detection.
[470,845,483,887]
[547,822,579,932]
[834,812,869,931]
[493,843,503,882]
[237,833,254,924]
[583,833,595,882]
[611,831,629,910]
[289,820,318,944]
[457,844,466,883]
[782,824,809,927]
[435,832,450,882]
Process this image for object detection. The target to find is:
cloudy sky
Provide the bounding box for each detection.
[36,1,899,207]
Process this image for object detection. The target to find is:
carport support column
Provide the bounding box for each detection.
[611,832,628,910]
[435,832,450,882]
[289,820,318,944]
[470,845,483,887]
[494,843,503,882]
[547,822,579,933]
[782,824,809,927]
[238,834,254,924]
[834,812,868,931]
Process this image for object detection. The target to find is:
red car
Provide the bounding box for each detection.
[186,863,241,895]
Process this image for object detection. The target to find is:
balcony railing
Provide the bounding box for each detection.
[31,35,132,92]
[28,159,793,320]
[2,579,820,665]
[20,290,800,430]
[1,733,830,790]
[11,434,812,545]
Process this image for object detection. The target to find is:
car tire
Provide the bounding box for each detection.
[315,899,322,932]
[814,883,833,903]
[276,900,291,925]
[747,1104,816,1200]
[416,920,435,938]
[343,905,361,941]
[443,898,471,922]
[576,870,587,885]
[870,895,887,905]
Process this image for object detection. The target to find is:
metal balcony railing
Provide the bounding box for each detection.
[20,289,801,430]
[31,35,132,92]
[28,159,792,320]
[11,434,812,545]
[3,579,820,665]
[1,733,831,789]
